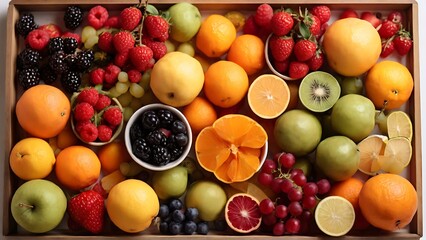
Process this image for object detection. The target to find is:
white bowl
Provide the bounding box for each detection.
[124,103,192,171]
[257,141,269,172]
[264,33,297,81]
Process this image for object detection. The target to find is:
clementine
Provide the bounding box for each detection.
[98,141,132,174]
[227,34,265,75]
[56,123,79,149]
[182,97,218,134]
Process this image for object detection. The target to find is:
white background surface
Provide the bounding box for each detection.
[0,0,424,238]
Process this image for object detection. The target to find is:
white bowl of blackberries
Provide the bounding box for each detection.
[125,103,192,171]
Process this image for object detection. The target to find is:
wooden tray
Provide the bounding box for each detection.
[3,0,422,239]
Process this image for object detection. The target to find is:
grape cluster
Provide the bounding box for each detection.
[257,152,331,235]
[157,199,209,235]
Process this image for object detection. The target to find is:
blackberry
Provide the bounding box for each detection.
[141,111,159,130]
[15,13,37,37]
[16,48,40,69]
[49,51,69,74]
[18,68,40,89]
[64,6,83,30]
[76,50,94,72]
[65,54,78,70]
[151,146,171,166]
[47,37,64,53]
[61,71,81,93]
[158,109,174,127]
[130,123,145,142]
[169,146,183,161]
[63,37,78,54]
[132,138,151,161]
[40,66,58,84]
[146,130,167,146]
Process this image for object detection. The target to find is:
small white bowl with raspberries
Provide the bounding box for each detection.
[124,103,192,171]
[70,87,124,146]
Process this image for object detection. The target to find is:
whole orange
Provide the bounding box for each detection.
[55,146,101,191]
[98,141,132,174]
[196,14,237,58]
[227,34,265,75]
[359,173,418,231]
[16,85,71,139]
[183,97,217,134]
[365,60,413,110]
[204,60,249,108]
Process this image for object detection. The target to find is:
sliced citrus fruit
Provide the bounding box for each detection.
[195,114,267,183]
[387,111,413,141]
[357,134,387,175]
[377,136,412,174]
[247,74,290,119]
[315,196,355,237]
[224,193,262,233]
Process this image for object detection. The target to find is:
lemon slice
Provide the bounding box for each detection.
[315,196,355,237]
[387,111,413,141]
[357,134,387,175]
[378,136,412,174]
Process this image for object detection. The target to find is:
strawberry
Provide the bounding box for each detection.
[26,29,50,51]
[104,16,120,29]
[293,39,317,62]
[340,9,358,19]
[309,15,321,37]
[393,33,412,56]
[288,61,309,79]
[87,5,109,30]
[243,15,260,36]
[360,12,382,28]
[112,31,135,53]
[380,39,395,58]
[114,51,130,68]
[269,35,294,62]
[254,3,273,27]
[98,32,114,53]
[378,20,400,39]
[143,15,170,42]
[273,59,290,74]
[271,11,294,36]
[68,190,105,234]
[311,5,331,24]
[387,11,403,24]
[307,52,324,71]
[129,45,154,71]
[119,7,142,31]
[142,38,167,60]
[38,24,62,38]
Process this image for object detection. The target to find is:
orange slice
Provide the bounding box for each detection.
[195,114,267,183]
[357,135,387,175]
[247,74,290,119]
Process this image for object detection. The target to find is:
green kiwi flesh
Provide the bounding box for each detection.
[298,71,341,112]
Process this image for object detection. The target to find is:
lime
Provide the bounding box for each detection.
[315,196,355,237]
[387,111,413,141]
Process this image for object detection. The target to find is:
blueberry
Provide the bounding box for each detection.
[158,204,169,219]
[141,110,159,130]
[184,221,197,235]
[185,208,199,221]
[172,120,187,134]
[158,109,174,127]
[169,221,183,235]
[159,221,169,234]
[172,209,185,223]
[197,221,209,235]
[168,199,183,212]
[174,133,188,147]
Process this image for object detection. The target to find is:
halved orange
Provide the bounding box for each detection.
[195,114,267,183]
[247,74,290,119]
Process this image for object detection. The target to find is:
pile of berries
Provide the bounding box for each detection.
[378,11,413,57]
[245,4,330,79]
[129,108,189,166]
[257,152,331,235]
[157,198,209,235]
[72,87,123,143]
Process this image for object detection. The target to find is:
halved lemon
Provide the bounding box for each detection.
[387,111,413,141]
[357,134,387,175]
[315,196,355,237]
[378,136,412,174]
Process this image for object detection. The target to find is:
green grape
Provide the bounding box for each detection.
[118,71,129,83]
[123,107,135,122]
[84,35,99,49]
[129,83,145,98]
[139,70,151,90]
[177,42,195,57]
[108,86,121,98]
[117,91,133,107]
[81,25,97,43]
[165,39,176,53]
[116,82,130,94]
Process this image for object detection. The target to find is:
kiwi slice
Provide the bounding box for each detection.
[298,71,341,112]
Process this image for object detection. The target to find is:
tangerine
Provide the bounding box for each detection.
[98,141,132,174]
[204,60,249,108]
[182,97,218,134]
[329,177,364,209]
[55,146,101,191]
[359,173,418,231]
[365,61,414,110]
[56,123,79,149]
[16,85,71,139]
[196,14,237,58]
[227,34,265,75]
[195,114,267,183]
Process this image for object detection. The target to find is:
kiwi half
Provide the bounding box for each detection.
[298,71,341,112]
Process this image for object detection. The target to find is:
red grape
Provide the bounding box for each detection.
[280,178,294,193]
[258,172,273,186]
[261,159,277,174]
[262,212,278,226]
[271,178,284,194]
[303,182,318,196]
[289,168,304,178]
[285,218,301,234]
[275,204,288,219]
[273,222,285,236]
[317,179,331,194]
[288,187,303,202]
[288,201,303,216]
[292,173,307,186]
[302,195,317,209]
[259,198,275,215]
[279,153,296,169]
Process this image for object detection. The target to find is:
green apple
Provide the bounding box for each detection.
[167,2,202,42]
[11,179,67,233]
[152,166,188,200]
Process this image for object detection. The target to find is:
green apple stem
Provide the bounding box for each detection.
[18,203,34,209]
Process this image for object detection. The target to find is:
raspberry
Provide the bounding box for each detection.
[104,64,121,85]
[104,16,120,29]
[254,3,273,27]
[98,125,113,142]
[119,7,142,31]
[114,51,129,68]
[87,5,109,30]
[74,102,95,121]
[129,45,154,71]
[78,122,98,142]
[98,32,114,53]
[127,69,142,83]
[38,24,62,38]
[243,15,260,36]
[26,29,50,51]
[94,94,111,111]
[143,15,169,42]
[77,88,99,106]
[90,68,105,85]
[142,38,167,60]
[62,32,81,44]
[112,31,135,53]
[75,120,91,133]
[102,107,123,126]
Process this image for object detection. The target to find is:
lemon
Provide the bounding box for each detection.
[315,196,355,237]
[378,136,412,174]
[387,111,413,141]
[357,134,388,176]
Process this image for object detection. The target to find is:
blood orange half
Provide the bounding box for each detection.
[224,193,262,233]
